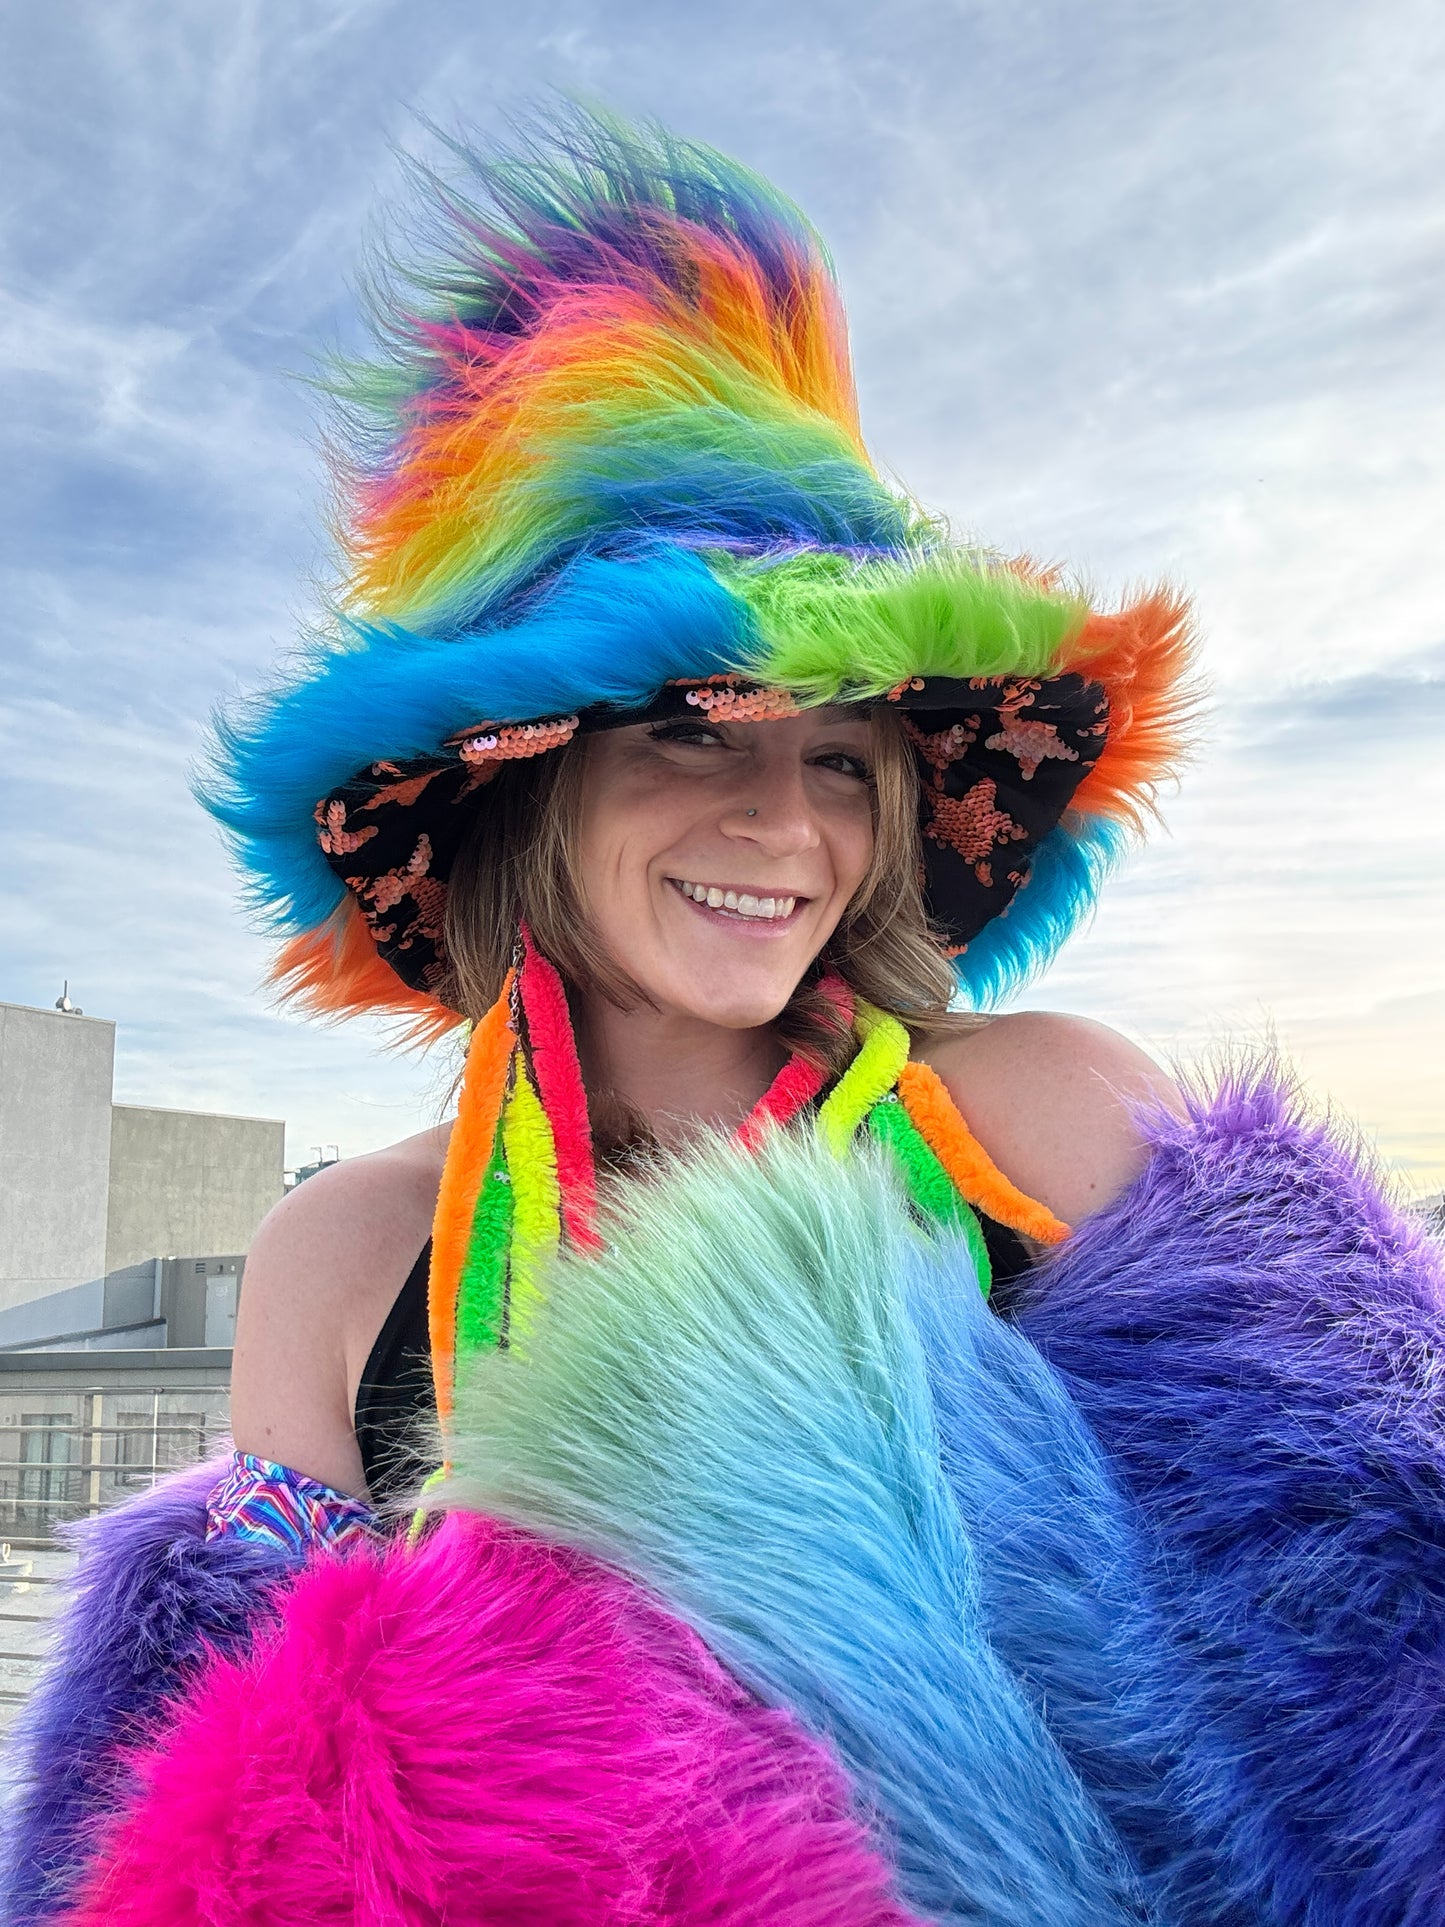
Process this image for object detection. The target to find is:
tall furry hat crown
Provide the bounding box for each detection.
[204,109,1192,1037]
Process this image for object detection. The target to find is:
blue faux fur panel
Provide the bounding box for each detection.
[1,1461,299,1925]
[1019,1069,1445,1927]
[907,1265,1238,1919]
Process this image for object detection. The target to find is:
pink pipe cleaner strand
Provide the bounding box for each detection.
[518,924,601,1251]
[736,974,855,1150]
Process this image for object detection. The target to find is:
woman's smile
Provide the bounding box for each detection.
[666,876,805,928]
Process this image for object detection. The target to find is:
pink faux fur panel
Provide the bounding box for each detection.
[61,1514,921,1927]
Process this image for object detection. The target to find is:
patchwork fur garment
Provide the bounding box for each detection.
[8,1071,1444,1926]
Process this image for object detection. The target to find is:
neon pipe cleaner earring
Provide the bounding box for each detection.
[816,1001,911,1155]
[734,975,853,1149]
[865,1094,992,1296]
[517,924,600,1251]
[455,1132,513,1354]
[500,1054,563,1346]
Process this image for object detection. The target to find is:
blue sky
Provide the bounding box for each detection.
[2,0,1442,1187]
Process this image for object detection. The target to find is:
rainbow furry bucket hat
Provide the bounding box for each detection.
[205,112,1193,1039]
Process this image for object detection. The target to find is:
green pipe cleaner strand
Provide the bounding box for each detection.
[457,1133,514,1354]
[867,1094,992,1298]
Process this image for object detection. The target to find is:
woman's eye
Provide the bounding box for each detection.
[814,750,873,782]
[648,721,728,748]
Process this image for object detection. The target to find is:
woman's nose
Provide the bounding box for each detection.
[720,764,820,853]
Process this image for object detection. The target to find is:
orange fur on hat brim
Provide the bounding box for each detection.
[1067,587,1200,831]
[271,900,462,1047]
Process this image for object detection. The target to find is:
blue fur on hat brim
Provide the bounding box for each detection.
[201,546,745,934]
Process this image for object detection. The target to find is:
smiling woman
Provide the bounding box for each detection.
[578,709,881,1029]
[10,109,1445,1927]
[445,705,967,1112]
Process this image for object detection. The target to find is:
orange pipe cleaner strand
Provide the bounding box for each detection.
[427,968,516,1423]
[896,1061,1071,1248]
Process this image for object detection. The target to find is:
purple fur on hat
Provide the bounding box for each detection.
[1019,1067,1445,1926]
[2,1460,300,1925]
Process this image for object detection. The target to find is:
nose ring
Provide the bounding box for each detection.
[745,807,758,817]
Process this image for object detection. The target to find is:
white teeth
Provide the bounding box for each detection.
[674,879,800,920]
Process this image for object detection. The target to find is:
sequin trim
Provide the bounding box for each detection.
[455,716,579,763]
[674,675,801,724]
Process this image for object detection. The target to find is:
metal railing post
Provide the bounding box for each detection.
[85,1390,104,1519]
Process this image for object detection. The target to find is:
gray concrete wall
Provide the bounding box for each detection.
[0,1005,115,1314]
[105,1107,283,1274]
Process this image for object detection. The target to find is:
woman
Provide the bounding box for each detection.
[9,113,1443,1927]
[236,698,1174,1512]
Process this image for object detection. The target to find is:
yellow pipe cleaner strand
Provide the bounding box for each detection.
[501,1054,562,1347]
[816,998,911,1156]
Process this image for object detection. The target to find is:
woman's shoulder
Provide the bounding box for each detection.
[229,1124,449,1497]
[253,1125,449,1251]
[914,1011,1182,1232]
[243,1125,448,1319]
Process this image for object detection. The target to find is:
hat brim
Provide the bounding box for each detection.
[208,545,1194,1031]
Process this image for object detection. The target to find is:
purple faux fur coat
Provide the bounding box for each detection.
[2,1461,300,1924]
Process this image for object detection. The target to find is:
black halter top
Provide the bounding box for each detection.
[354,1218,1037,1508]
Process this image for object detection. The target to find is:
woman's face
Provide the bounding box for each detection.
[575,706,877,1029]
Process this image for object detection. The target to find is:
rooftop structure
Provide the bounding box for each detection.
[0,1000,284,1343]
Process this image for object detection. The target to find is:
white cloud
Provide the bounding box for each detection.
[1026,650,1445,1189]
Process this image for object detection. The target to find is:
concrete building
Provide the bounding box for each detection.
[0,1000,283,1344]
[0,1002,114,1312]
[105,1104,283,1275]
[0,1347,234,1555]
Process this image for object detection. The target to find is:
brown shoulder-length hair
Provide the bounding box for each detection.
[441,708,980,1082]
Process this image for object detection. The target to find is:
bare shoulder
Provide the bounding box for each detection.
[229,1124,449,1498]
[916,1012,1182,1232]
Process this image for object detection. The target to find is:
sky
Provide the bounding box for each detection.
[2,0,1442,1191]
